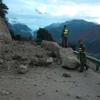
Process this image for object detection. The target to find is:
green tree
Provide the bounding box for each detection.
[36,28,54,42]
[0,0,8,19]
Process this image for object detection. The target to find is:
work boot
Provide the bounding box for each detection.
[79,66,84,72]
[85,64,89,71]
[85,66,89,71]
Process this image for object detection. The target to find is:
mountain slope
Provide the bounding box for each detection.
[79,25,100,57]
[8,23,33,40]
[45,19,100,57]
[45,19,96,43]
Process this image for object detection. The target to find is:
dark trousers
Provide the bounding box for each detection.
[79,56,89,72]
[62,37,68,48]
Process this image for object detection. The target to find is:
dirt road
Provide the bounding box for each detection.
[0,65,100,100]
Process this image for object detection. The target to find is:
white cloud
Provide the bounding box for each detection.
[48,4,78,17]
[4,0,100,29]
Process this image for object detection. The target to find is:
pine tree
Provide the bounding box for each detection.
[0,0,8,19]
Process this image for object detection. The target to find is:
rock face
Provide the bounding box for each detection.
[59,48,80,70]
[0,17,11,40]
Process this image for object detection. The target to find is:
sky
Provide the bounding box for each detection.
[3,0,100,30]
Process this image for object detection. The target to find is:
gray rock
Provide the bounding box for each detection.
[35,54,43,58]
[60,48,80,70]
[36,91,45,96]
[0,89,12,96]
[0,59,3,64]
[17,65,28,74]
[75,95,82,99]
[41,40,61,64]
[46,57,53,64]
[62,73,71,77]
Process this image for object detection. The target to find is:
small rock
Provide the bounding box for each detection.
[97,83,100,85]
[33,84,38,86]
[67,93,70,96]
[37,92,42,96]
[55,90,59,92]
[62,73,71,78]
[46,57,53,64]
[47,51,57,58]
[46,76,52,79]
[0,59,3,64]
[97,95,100,98]
[17,65,28,74]
[35,54,43,58]
[75,96,82,99]
[0,89,12,96]
[37,91,45,96]
[12,54,22,60]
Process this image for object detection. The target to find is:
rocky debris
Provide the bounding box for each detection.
[41,41,80,68]
[55,90,59,93]
[60,48,80,70]
[33,84,38,87]
[29,57,53,67]
[46,57,53,64]
[47,51,57,58]
[0,40,80,72]
[35,58,47,66]
[0,59,3,64]
[46,76,52,80]
[35,54,43,58]
[17,65,28,74]
[62,73,72,78]
[0,89,12,96]
[36,91,45,96]
[12,54,23,61]
[97,95,100,98]
[97,83,100,85]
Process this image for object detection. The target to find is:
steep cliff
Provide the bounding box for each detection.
[0,17,11,40]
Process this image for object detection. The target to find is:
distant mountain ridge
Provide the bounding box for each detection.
[8,23,33,40]
[45,19,96,43]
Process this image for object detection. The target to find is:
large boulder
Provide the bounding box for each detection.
[41,40,61,64]
[60,48,80,70]
[41,40,60,51]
